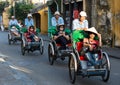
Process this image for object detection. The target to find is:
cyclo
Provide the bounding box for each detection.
[8,25,22,44]
[68,28,110,84]
[48,25,73,65]
[21,26,44,55]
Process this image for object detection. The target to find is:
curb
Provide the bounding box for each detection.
[109,55,120,59]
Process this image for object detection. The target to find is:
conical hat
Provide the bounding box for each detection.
[86,27,98,34]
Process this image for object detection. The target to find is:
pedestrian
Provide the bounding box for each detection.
[51,11,64,27]
[0,15,4,31]
[25,13,34,29]
[9,16,18,26]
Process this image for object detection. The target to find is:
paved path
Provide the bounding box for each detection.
[0,34,120,85]
[0,53,36,85]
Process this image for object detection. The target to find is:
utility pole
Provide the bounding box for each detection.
[54,0,59,11]
[91,0,97,27]
[13,0,15,16]
[69,0,72,30]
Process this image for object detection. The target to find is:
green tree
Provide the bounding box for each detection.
[9,2,33,22]
[0,1,9,15]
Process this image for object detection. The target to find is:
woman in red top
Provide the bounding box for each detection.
[83,27,102,66]
[25,26,39,42]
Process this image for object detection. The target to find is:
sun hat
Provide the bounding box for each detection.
[27,13,32,17]
[79,11,87,17]
[86,27,98,34]
[54,11,60,15]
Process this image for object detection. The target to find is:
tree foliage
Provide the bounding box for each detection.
[0,1,9,15]
[9,2,33,21]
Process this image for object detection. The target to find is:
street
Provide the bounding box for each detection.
[0,31,120,85]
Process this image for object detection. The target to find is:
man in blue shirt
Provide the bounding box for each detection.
[51,11,64,26]
[25,14,34,28]
[9,16,18,26]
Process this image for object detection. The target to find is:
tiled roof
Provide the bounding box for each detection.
[31,4,47,13]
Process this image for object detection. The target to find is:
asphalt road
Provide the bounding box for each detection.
[0,31,120,85]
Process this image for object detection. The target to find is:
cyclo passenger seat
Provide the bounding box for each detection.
[76,39,83,52]
[24,33,32,42]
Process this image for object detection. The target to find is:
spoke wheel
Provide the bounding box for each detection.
[101,52,110,82]
[69,53,77,84]
[48,44,55,65]
[39,38,44,55]
[21,41,25,55]
[8,34,11,45]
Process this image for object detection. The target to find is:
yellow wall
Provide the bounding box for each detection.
[3,7,9,29]
[110,0,120,46]
[38,7,48,34]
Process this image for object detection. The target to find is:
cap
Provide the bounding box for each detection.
[27,14,32,17]
[79,11,87,17]
[54,11,60,15]
[11,16,15,18]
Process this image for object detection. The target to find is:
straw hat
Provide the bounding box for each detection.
[54,11,60,15]
[79,11,87,17]
[86,27,98,34]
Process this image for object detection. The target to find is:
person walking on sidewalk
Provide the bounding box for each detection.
[0,15,4,31]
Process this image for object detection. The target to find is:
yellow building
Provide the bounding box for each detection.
[3,7,9,29]
[109,0,120,46]
[30,0,48,34]
[32,5,48,34]
[38,7,48,34]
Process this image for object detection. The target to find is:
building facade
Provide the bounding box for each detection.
[47,0,120,47]
[93,0,120,47]
[109,0,120,46]
[31,1,48,34]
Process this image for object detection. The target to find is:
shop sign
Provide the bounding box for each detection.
[64,0,82,4]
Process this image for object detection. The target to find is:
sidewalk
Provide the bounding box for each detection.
[102,47,120,59]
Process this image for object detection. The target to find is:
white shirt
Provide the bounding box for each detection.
[72,19,88,30]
